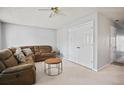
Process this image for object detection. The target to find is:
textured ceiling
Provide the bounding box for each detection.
[0,7,124,29]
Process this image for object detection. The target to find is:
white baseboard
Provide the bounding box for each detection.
[63,57,112,72]
[63,58,93,71]
[97,62,112,71]
[87,63,111,72]
[92,68,98,72]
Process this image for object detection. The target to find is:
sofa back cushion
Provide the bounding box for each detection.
[9,47,16,54]
[39,46,52,53]
[0,61,6,73]
[34,46,52,53]
[0,49,13,60]
[34,46,39,53]
[4,55,18,67]
[0,49,18,68]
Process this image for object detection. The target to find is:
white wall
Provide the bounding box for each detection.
[116,26,124,59]
[57,27,68,58]
[116,29,124,52]
[0,22,2,49]
[97,13,112,69]
[1,23,57,49]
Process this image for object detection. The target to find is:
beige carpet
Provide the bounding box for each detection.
[35,59,124,85]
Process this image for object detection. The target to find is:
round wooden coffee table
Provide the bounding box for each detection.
[44,58,62,76]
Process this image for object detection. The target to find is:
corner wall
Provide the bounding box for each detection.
[0,22,2,49]
[116,26,124,59]
[97,13,112,69]
[57,12,114,71]
[1,23,57,49]
[57,27,69,58]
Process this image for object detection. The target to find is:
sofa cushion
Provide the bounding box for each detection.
[41,53,54,57]
[0,61,6,73]
[14,48,26,63]
[34,52,42,62]
[9,47,17,54]
[19,56,34,65]
[0,49,18,67]
[34,46,39,53]
[39,46,52,53]
[1,64,34,74]
[22,48,33,56]
[0,49,13,60]
[25,56,34,64]
[4,55,18,67]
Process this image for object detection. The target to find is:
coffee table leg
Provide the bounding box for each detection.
[48,64,51,75]
[58,63,60,74]
[61,62,63,73]
[44,63,46,73]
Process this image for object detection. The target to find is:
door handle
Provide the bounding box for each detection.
[76,47,80,48]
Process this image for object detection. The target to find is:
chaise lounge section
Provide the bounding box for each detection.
[0,49,36,85]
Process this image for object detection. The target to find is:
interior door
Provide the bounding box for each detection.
[68,21,94,69]
[68,27,79,63]
[78,22,94,68]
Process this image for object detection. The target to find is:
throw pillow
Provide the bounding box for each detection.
[4,55,18,67]
[22,48,33,56]
[0,61,6,72]
[14,48,26,63]
[16,47,22,52]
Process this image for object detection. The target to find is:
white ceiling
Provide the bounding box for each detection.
[0,7,124,29]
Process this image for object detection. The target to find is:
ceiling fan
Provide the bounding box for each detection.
[38,7,65,18]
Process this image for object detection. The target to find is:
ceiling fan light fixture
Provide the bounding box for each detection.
[51,7,59,13]
[38,7,65,18]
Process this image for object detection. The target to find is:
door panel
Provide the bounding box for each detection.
[68,28,78,63]
[68,21,94,69]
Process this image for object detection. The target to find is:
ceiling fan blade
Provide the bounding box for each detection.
[49,11,56,18]
[38,8,50,11]
[49,12,53,18]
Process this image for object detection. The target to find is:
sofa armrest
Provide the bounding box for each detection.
[51,50,56,54]
[51,50,60,56]
[1,64,34,74]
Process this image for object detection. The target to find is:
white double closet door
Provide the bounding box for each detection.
[68,21,94,69]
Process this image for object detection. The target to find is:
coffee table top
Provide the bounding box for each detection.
[45,58,62,64]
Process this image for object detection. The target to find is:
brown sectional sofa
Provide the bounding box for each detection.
[9,45,56,62]
[0,45,56,85]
